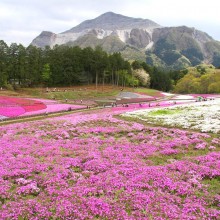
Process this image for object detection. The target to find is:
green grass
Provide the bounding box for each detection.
[146,148,215,165]
[5,85,134,100]
[202,176,220,209]
[148,109,182,116]
[135,88,162,97]
[1,85,163,104]
[52,90,120,100]
[203,176,220,195]
[0,90,23,97]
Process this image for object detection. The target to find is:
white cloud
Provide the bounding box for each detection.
[0,0,220,46]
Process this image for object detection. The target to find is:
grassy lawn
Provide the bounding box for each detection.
[135,88,163,97]
[0,85,120,100]
[0,90,22,96]
[1,85,161,101]
[148,109,183,116]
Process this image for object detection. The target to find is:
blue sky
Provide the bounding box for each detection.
[1,0,220,46]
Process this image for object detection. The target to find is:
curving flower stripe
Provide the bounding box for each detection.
[0,96,46,117]
[0,96,84,118]
[0,106,25,117]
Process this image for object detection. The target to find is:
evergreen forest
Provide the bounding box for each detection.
[0,40,219,93]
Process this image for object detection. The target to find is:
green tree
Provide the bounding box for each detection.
[42,63,51,85]
[200,74,215,93]
[109,52,129,86]
[0,40,9,86]
[149,67,172,91]
[26,45,43,85]
[132,68,150,87]
[92,46,108,89]
[82,47,95,84]
[131,60,142,70]
[7,43,19,86]
[17,44,27,85]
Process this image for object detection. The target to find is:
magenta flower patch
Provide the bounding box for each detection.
[0,96,84,118]
[0,96,46,117]
[0,109,219,219]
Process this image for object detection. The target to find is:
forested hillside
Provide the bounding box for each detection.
[0,40,173,91]
[174,64,220,93]
[1,39,220,93]
[0,40,132,88]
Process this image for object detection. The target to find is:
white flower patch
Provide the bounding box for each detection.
[122,99,220,133]
[173,95,194,99]
[161,92,174,96]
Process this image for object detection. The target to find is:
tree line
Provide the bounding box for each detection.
[174,69,220,93]
[0,40,177,91]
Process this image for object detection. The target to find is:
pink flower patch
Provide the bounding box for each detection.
[194,143,207,150]
[0,96,46,117]
[0,96,84,118]
[160,149,179,155]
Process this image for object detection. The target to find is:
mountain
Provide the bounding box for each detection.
[31,12,220,69]
[146,26,220,69]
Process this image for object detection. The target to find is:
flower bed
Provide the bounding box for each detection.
[0,105,25,118]
[0,96,84,118]
[0,96,47,112]
[22,104,85,116]
[0,107,219,219]
[122,98,220,133]
[0,96,46,118]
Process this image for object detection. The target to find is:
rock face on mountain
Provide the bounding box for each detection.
[32,31,56,48]
[31,12,220,69]
[65,11,159,32]
[32,12,159,49]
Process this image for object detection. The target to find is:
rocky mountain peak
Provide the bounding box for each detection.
[95,11,125,20]
[64,12,160,33]
[31,31,56,47]
[31,12,220,69]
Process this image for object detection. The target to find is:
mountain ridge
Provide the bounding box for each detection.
[31,12,220,69]
[63,12,161,33]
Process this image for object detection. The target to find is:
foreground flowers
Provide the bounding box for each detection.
[0,108,219,219]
